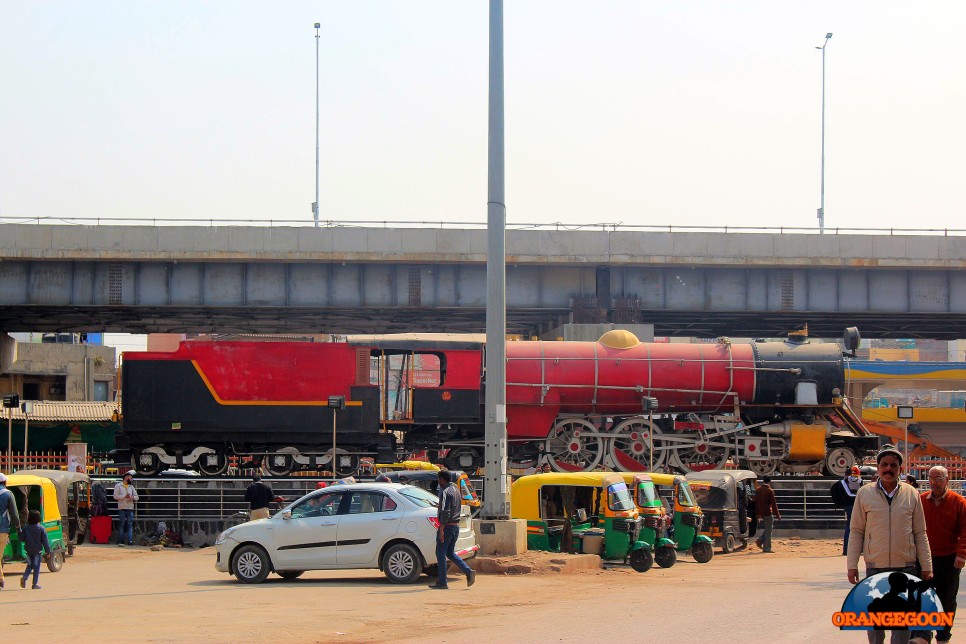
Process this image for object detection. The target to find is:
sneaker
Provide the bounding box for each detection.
[31,585,41,590]
[118,543,125,547]
[466,570,476,587]
[427,583,449,590]
[127,542,134,546]
[21,577,26,589]
[755,539,763,549]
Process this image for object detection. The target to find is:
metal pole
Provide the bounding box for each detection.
[904,420,909,469]
[332,408,337,477]
[314,22,321,228]
[482,0,508,520]
[817,33,832,234]
[23,413,29,471]
[6,408,11,472]
[648,412,654,472]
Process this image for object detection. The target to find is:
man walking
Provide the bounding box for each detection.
[245,475,277,521]
[754,475,781,553]
[848,445,932,644]
[0,472,22,589]
[831,465,863,555]
[428,470,475,590]
[113,470,139,546]
[919,465,966,643]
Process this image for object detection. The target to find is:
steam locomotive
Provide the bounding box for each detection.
[117,328,877,477]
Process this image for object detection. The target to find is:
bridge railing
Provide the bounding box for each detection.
[2,216,964,236]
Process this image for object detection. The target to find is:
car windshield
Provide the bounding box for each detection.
[607,483,635,512]
[399,486,439,508]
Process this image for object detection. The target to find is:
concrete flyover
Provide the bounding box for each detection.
[1,222,965,338]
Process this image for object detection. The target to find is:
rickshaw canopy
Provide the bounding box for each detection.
[510,472,628,521]
[17,469,91,516]
[684,470,758,511]
[3,473,62,522]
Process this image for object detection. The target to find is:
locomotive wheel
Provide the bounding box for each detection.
[545,418,604,472]
[197,451,229,476]
[445,447,483,473]
[747,459,781,476]
[333,452,360,478]
[609,419,667,472]
[824,447,856,477]
[134,450,162,477]
[671,439,730,473]
[264,451,295,477]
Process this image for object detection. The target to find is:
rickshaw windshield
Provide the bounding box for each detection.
[676,481,699,508]
[606,483,635,512]
[691,485,731,509]
[636,482,658,506]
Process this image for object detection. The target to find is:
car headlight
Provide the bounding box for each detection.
[215,526,240,545]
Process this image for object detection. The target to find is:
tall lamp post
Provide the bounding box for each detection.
[816,32,832,234]
[312,22,321,228]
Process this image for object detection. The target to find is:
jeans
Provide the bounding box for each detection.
[436,524,472,587]
[843,505,854,554]
[865,565,918,644]
[118,509,135,545]
[756,515,775,551]
[928,553,960,642]
[22,553,42,586]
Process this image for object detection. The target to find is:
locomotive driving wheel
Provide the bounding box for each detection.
[671,438,730,473]
[746,459,781,476]
[824,447,856,477]
[264,448,297,477]
[545,418,604,472]
[197,450,229,476]
[608,418,667,471]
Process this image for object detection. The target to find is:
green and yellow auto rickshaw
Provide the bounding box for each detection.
[511,472,653,572]
[619,473,678,568]
[19,469,92,556]
[649,472,714,563]
[2,474,67,572]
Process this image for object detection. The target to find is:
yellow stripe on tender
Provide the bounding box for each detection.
[191,360,363,407]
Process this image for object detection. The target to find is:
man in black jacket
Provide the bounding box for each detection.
[831,465,863,556]
[245,475,277,520]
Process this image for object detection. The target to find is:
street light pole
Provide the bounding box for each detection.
[816,32,832,234]
[313,22,321,228]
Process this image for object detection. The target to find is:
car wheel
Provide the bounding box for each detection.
[232,544,272,584]
[691,541,714,563]
[277,570,304,580]
[629,547,653,573]
[655,545,677,569]
[46,550,65,572]
[382,543,423,584]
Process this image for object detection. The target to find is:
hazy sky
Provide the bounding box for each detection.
[2,2,964,232]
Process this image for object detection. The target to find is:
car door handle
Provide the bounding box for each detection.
[382,517,399,521]
[319,522,337,526]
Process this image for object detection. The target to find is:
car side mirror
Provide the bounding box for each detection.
[281,510,292,520]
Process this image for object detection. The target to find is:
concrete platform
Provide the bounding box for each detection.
[468,553,602,575]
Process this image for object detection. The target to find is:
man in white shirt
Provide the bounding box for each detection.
[113,471,139,546]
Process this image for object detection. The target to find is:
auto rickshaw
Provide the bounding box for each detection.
[19,469,91,556]
[378,469,481,516]
[649,472,714,563]
[684,470,758,553]
[619,473,678,568]
[1,474,68,572]
[510,472,653,572]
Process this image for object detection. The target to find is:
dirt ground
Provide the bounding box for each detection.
[0,538,904,643]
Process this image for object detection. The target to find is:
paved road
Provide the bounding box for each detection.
[0,543,951,643]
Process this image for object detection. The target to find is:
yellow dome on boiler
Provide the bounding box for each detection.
[598,329,641,349]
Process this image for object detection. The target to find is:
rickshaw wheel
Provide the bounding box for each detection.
[723,533,736,553]
[46,550,65,572]
[691,542,714,563]
[655,546,677,568]
[629,548,653,573]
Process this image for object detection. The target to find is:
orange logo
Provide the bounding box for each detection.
[441,391,452,401]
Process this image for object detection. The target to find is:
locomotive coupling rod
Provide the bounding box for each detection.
[725,366,802,374]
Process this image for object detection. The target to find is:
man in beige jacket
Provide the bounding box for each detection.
[847,445,932,644]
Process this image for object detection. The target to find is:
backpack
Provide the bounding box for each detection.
[829,479,852,508]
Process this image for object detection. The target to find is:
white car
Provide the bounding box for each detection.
[214,482,478,584]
